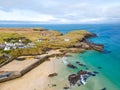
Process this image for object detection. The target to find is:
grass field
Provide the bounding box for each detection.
[0,28,62,43]
[0,28,91,63]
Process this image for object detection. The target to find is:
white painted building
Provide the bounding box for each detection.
[64,38,70,42]
[4,46,11,51]
[37,39,46,42]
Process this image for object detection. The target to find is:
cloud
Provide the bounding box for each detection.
[0,9,56,22]
[80,18,106,23]
[0,0,119,23]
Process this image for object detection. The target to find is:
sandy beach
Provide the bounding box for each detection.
[0,56,63,90]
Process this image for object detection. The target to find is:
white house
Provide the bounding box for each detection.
[17,45,25,49]
[27,42,35,48]
[64,38,70,42]
[37,39,46,42]
[6,43,14,47]
[19,39,22,42]
[4,46,11,51]
[14,42,23,46]
[4,41,7,44]
[3,38,36,50]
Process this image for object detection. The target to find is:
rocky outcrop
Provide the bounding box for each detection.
[73,42,90,49]
[89,43,104,52]
[68,70,97,86]
[73,33,104,52]
[85,33,97,38]
[73,41,104,52]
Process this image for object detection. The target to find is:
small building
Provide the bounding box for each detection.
[37,39,46,42]
[17,45,25,49]
[4,46,11,51]
[13,46,17,49]
[19,39,22,42]
[64,38,70,42]
[6,43,14,47]
[27,43,35,48]
[14,42,24,46]
[4,41,7,44]
[28,42,35,46]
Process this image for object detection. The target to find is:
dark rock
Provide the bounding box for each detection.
[93,71,99,74]
[68,70,96,86]
[67,64,77,69]
[85,33,97,38]
[82,38,104,52]
[77,83,81,86]
[63,86,70,89]
[16,58,25,61]
[68,74,78,86]
[76,61,81,64]
[78,63,86,67]
[91,44,104,52]
[87,72,96,76]
[48,73,58,77]
[98,67,102,69]
[74,38,104,52]
[77,70,87,74]
[52,84,56,87]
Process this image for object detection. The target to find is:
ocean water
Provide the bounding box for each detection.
[0,24,120,90]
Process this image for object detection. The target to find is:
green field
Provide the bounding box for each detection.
[0,28,91,64]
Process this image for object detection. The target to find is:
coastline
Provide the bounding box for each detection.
[0,53,75,90]
[0,24,120,90]
[1,52,118,90]
[0,28,104,90]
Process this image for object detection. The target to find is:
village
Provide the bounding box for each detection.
[0,36,70,51]
[0,37,34,51]
[0,28,104,66]
[0,28,75,65]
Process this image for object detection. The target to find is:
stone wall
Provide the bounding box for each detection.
[0,52,63,83]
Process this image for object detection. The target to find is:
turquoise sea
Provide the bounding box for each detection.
[0,24,120,90]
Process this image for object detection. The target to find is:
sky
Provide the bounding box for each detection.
[0,0,120,24]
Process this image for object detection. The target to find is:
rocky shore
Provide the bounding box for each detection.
[72,39,104,52]
[64,33,104,53]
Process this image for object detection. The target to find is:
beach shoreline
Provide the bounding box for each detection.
[0,51,76,90]
[0,28,104,90]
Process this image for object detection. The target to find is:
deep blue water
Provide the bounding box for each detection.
[0,24,120,89]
